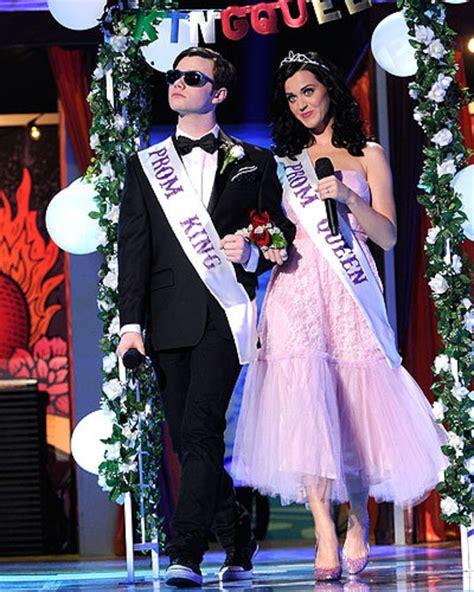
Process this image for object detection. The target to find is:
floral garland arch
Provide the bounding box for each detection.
[86,0,168,542]
[85,0,472,544]
[400,0,473,527]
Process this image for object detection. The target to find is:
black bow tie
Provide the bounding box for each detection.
[175,133,218,156]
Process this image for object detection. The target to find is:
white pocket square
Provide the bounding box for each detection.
[230,165,258,182]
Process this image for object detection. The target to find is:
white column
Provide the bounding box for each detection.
[373,61,406,546]
[461,519,474,590]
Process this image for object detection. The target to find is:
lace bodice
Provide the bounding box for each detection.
[258,169,385,362]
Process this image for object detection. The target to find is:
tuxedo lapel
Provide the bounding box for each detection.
[207,131,240,216]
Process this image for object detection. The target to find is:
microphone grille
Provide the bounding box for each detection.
[315,157,334,178]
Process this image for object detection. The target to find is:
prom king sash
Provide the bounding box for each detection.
[138,137,257,364]
[276,151,401,368]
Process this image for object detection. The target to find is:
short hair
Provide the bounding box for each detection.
[173,47,236,93]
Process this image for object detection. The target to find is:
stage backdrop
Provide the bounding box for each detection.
[0,123,76,552]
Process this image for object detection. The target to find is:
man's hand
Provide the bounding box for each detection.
[220,234,251,265]
[263,248,288,266]
[117,332,145,359]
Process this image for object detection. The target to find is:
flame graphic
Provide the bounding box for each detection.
[0,169,64,348]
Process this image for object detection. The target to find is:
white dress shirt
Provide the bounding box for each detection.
[176,124,219,208]
[120,126,259,337]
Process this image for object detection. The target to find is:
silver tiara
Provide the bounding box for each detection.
[280,51,329,71]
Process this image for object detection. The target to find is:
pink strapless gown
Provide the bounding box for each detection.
[231,170,448,507]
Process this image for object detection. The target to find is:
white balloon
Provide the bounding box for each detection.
[48,0,106,31]
[46,177,101,255]
[141,17,197,72]
[443,0,468,3]
[71,410,114,475]
[451,165,474,240]
[371,12,417,77]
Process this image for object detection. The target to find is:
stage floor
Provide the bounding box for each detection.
[0,543,467,591]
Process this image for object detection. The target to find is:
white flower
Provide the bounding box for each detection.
[118,23,129,36]
[434,353,450,374]
[427,82,446,103]
[101,162,116,179]
[119,87,130,101]
[103,270,118,290]
[99,399,116,422]
[448,431,464,453]
[110,35,128,53]
[121,424,136,442]
[464,309,474,333]
[413,108,425,124]
[105,441,121,460]
[415,25,435,45]
[103,352,117,374]
[230,145,245,159]
[452,384,469,401]
[114,114,127,131]
[432,400,446,420]
[408,87,419,100]
[90,133,100,150]
[440,496,459,516]
[432,128,453,147]
[97,228,108,247]
[465,457,474,475]
[108,316,120,337]
[118,460,137,474]
[103,378,123,401]
[437,73,452,89]
[98,473,112,492]
[104,204,120,224]
[437,159,456,177]
[98,297,112,313]
[426,226,440,245]
[429,273,448,295]
[462,298,471,310]
[93,64,105,80]
[220,143,245,173]
[108,256,118,274]
[451,254,462,274]
[426,39,446,60]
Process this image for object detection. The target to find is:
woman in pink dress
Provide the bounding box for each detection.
[231,51,448,581]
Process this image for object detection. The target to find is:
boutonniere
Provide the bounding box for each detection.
[220,141,245,174]
[236,210,288,251]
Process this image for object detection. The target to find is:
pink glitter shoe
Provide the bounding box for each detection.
[342,543,370,575]
[314,544,342,581]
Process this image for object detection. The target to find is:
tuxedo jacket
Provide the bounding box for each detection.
[118,131,295,352]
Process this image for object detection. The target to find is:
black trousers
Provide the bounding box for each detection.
[152,305,248,562]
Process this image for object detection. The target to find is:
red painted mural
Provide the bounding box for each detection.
[0,168,70,419]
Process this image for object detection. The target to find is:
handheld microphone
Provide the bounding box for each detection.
[122,348,145,370]
[315,157,339,237]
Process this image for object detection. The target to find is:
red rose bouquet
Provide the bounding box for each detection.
[237,210,287,252]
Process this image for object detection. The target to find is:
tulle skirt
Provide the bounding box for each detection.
[231,353,448,507]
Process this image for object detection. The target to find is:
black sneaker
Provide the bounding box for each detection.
[218,538,259,582]
[165,557,203,588]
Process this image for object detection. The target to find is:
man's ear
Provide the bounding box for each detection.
[211,87,228,105]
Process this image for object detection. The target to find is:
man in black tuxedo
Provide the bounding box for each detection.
[117,47,294,588]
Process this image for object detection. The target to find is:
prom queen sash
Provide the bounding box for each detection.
[138,137,257,364]
[276,151,401,368]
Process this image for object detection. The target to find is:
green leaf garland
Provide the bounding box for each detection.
[399,0,473,526]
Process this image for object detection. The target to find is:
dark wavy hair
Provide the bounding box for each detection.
[271,52,367,158]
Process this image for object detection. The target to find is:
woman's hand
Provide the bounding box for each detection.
[317,175,356,206]
[263,248,288,266]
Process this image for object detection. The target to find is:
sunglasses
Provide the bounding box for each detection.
[165,69,214,88]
